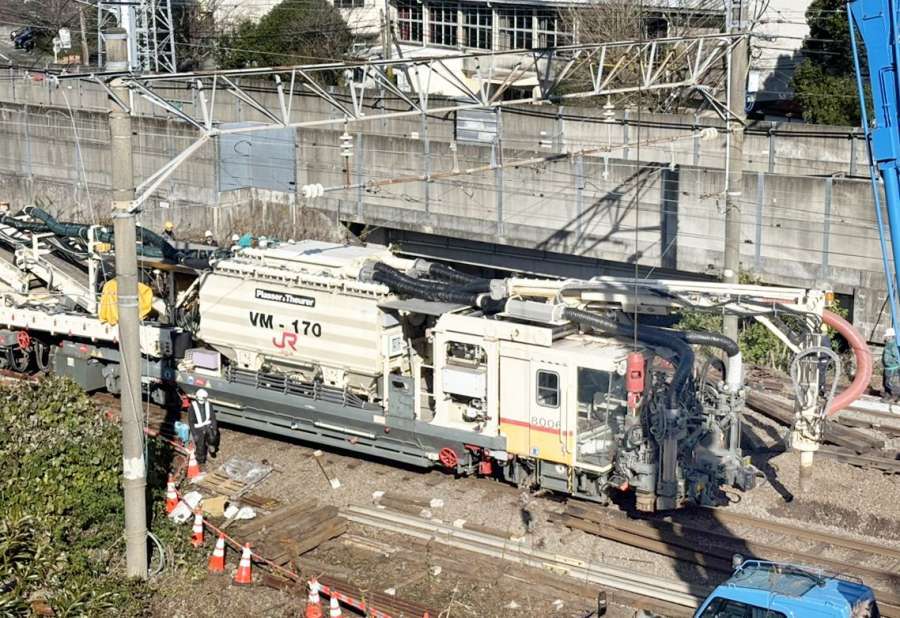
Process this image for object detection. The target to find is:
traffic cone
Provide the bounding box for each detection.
[186,448,201,480]
[208,533,226,573]
[328,595,342,618]
[165,474,178,514]
[233,544,253,585]
[190,510,204,548]
[305,578,323,618]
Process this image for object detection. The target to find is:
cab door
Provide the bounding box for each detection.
[528,360,570,464]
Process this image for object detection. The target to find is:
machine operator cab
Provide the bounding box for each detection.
[695,560,879,618]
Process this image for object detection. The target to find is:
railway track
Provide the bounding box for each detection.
[343,505,706,615]
[558,503,900,617]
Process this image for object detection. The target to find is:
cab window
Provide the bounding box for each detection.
[536,370,559,407]
[699,597,786,618]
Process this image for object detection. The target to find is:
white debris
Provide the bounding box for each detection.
[452,518,466,528]
[169,491,203,523]
[383,587,396,596]
[430,566,442,577]
[429,498,444,509]
[329,478,342,489]
[552,599,564,610]
[223,505,256,520]
[234,506,256,520]
[418,508,433,519]
[505,601,520,609]
[372,490,385,501]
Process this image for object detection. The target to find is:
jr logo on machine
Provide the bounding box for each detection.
[255,288,316,307]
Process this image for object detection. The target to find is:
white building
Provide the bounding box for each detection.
[211,0,811,104]
[213,0,382,42]
[746,0,812,113]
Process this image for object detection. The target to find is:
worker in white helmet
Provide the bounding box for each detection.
[203,230,218,247]
[884,328,900,399]
[188,388,220,467]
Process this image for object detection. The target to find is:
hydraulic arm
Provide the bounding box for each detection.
[848,0,900,336]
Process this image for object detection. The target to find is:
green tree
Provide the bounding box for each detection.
[217,0,353,71]
[791,0,864,126]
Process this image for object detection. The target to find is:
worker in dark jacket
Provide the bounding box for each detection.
[188,389,220,466]
[883,328,900,399]
[163,221,176,242]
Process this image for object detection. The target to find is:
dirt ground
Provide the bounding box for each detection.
[148,404,900,618]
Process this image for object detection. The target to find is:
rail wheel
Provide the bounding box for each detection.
[438,447,459,470]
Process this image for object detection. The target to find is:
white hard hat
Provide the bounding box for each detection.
[231,233,240,241]
[885,327,895,340]
[204,230,213,237]
[196,388,209,399]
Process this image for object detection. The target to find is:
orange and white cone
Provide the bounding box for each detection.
[305,578,323,618]
[165,474,178,514]
[190,510,204,548]
[233,544,253,585]
[186,448,201,480]
[328,595,342,618]
[208,533,226,573]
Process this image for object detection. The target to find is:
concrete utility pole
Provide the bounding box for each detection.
[382,0,392,60]
[79,7,90,66]
[107,29,148,580]
[723,0,748,342]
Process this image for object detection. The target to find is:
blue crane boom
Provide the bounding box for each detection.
[849,0,900,337]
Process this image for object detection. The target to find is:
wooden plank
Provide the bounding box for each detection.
[379,491,432,509]
[272,506,340,541]
[291,518,348,556]
[239,492,281,511]
[231,501,319,538]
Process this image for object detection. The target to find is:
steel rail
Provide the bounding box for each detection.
[342,505,707,609]
[695,506,900,562]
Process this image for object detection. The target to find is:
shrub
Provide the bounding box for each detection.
[0,376,164,615]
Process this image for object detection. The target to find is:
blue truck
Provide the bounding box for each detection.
[694,561,880,618]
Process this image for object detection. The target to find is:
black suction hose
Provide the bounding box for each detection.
[25,206,214,268]
[0,215,51,233]
[676,330,739,357]
[562,307,694,408]
[427,262,485,285]
[372,262,503,312]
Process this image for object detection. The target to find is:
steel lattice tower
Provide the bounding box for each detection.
[97,0,177,73]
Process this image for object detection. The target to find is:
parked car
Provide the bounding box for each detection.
[12,27,37,52]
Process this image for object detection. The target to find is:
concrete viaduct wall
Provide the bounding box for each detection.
[0,73,891,338]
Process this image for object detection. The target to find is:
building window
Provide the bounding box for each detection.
[462,5,491,50]
[429,4,458,47]
[397,1,423,43]
[644,16,668,39]
[536,10,572,48]
[335,0,364,7]
[498,8,533,50]
[536,370,560,408]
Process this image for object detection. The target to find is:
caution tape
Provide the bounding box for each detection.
[167,483,404,618]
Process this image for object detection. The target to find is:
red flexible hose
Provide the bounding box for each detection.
[822,309,873,416]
